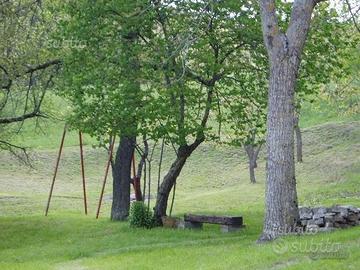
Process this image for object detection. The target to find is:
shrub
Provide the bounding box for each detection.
[129,201,154,229]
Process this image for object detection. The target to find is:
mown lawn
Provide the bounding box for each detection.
[1,212,359,269]
[0,114,360,269]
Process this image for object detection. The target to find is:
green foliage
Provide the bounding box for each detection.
[320,41,360,116]
[56,0,271,150]
[146,0,268,147]
[52,0,358,156]
[53,0,154,140]
[129,201,155,229]
[297,3,356,105]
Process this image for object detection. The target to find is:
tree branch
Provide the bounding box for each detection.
[0,110,46,124]
[219,42,245,64]
[345,0,360,33]
[0,140,32,166]
[286,0,323,50]
[187,85,214,152]
[25,59,61,74]
[259,0,282,53]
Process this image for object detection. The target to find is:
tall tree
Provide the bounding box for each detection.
[150,0,265,222]
[57,0,152,220]
[258,0,325,241]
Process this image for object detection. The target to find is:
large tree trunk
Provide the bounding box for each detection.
[294,115,303,163]
[111,136,135,221]
[258,0,321,241]
[259,60,299,241]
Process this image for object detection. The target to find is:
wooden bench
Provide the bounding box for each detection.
[184,214,245,232]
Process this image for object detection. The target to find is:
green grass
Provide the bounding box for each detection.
[0,101,360,269]
[300,100,360,128]
[9,119,97,150]
[0,215,359,269]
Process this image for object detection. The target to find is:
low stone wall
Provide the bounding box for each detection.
[299,205,360,232]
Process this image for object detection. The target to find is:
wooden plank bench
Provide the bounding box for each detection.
[184,214,245,232]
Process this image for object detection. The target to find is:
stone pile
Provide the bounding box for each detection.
[299,205,360,232]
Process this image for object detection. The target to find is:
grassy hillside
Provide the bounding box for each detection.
[0,102,359,269]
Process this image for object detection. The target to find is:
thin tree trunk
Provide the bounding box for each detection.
[111,136,135,221]
[153,152,188,223]
[245,145,256,183]
[245,143,262,184]
[133,138,149,202]
[294,115,303,163]
[249,160,256,184]
[133,176,142,201]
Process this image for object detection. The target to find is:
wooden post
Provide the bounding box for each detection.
[96,136,116,219]
[79,131,88,215]
[45,125,67,216]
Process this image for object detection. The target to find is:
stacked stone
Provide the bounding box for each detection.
[299,205,360,232]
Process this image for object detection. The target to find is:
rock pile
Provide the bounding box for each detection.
[299,205,360,232]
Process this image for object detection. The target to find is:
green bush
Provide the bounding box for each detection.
[129,201,155,229]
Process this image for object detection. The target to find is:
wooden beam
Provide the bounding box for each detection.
[184,214,243,226]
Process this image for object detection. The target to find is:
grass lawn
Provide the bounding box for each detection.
[0,106,360,269]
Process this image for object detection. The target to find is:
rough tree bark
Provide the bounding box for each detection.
[111,136,135,221]
[244,144,262,184]
[258,0,324,241]
[109,24,141,219]
[294,114,303,163]
[153,152,188,222]
[154,140,203,223]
